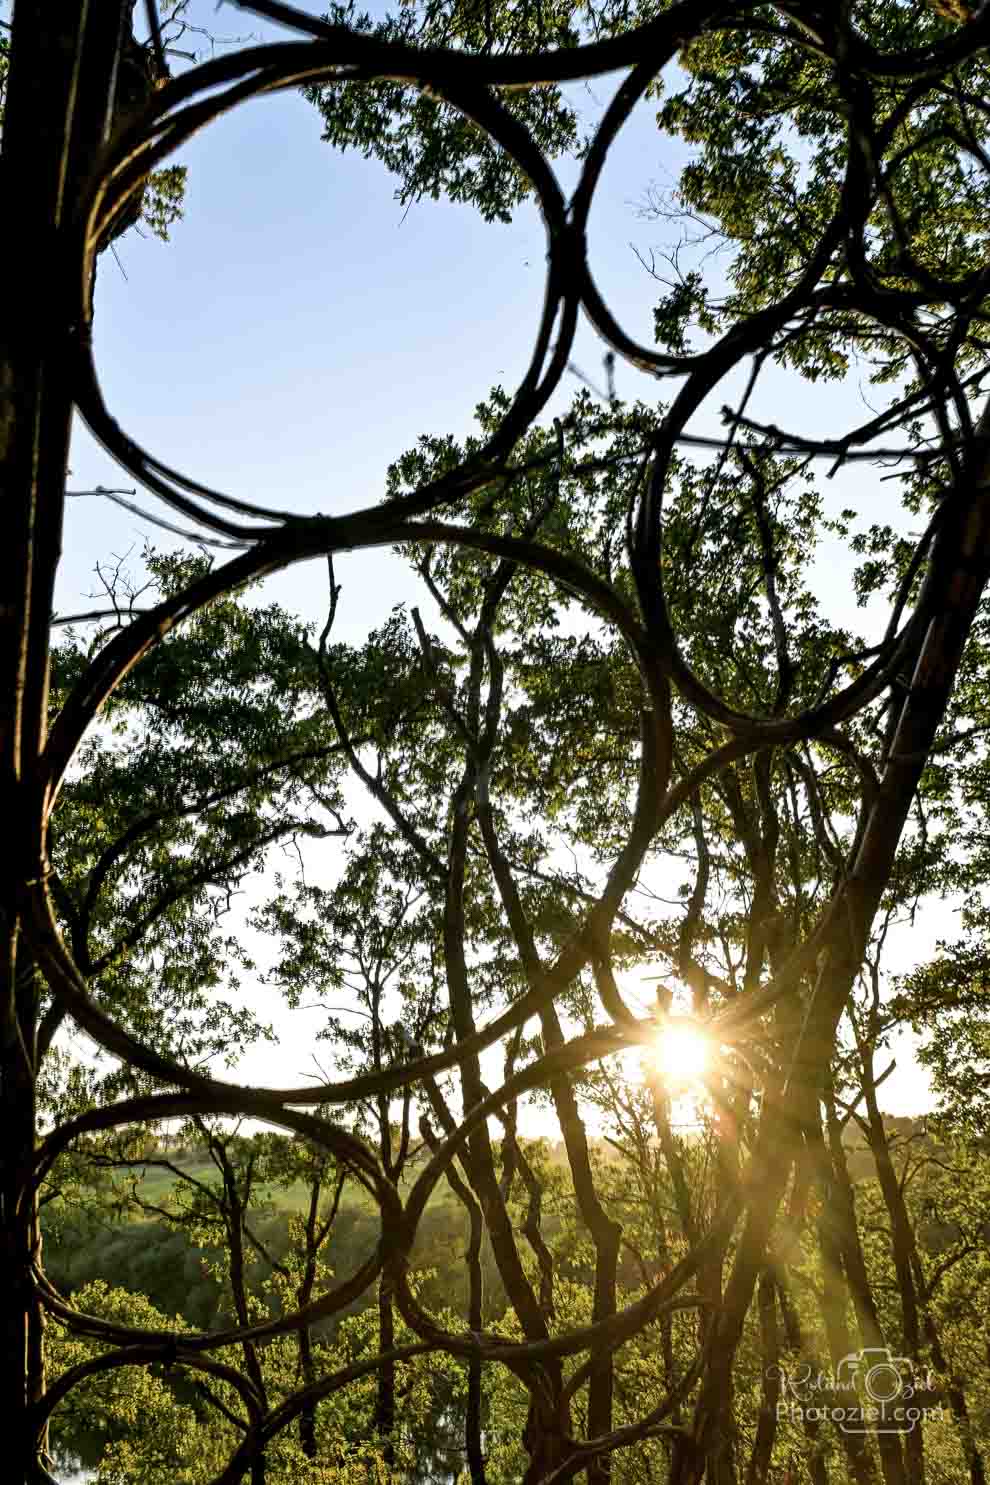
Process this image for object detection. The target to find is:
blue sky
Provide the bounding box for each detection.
[49,0,948,1118]
[63,3,704,633]
[64,1,890,632]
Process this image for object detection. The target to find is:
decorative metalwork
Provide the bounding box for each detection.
[5,0,990,1479]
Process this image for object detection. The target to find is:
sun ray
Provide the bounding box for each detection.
[651,1020,710,1087]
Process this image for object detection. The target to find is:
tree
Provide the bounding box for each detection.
[6,1,990,1483]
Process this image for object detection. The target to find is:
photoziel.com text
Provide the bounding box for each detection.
[770,1348,946,1436]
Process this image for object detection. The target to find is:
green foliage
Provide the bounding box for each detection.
[140,166,187,242]
[46,549,356,1104]
[20,2,990,1481]
[306,1,580,222]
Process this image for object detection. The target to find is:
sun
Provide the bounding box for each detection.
[651,1021,710,1086]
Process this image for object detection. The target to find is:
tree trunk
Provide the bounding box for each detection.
[860,1076,924,1483]
[0,968,40,1484]
[822,1108,907,1485]
[743,1271,780,1485]
[376,1278,396,1468]
[296,1171,324,1462]
[909,1248,987,1485]
[814,1166,879,1485]
[422,1100,488,1484]
[1,7,131,1477]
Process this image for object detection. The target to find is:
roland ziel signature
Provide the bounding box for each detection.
[769,1347,945,1435]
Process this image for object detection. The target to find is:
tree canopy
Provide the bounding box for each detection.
[4,2,990,1483]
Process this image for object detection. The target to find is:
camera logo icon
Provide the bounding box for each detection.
[835,1347,921,1434]
[773,1349,941,1435]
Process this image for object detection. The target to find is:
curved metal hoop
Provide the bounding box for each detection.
[30,0,990,1479]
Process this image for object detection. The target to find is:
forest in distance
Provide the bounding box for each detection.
[42,1116,990,1484]
[6,1,990,1483]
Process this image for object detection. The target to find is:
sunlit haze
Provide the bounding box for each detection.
[650,1020,711,1090]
